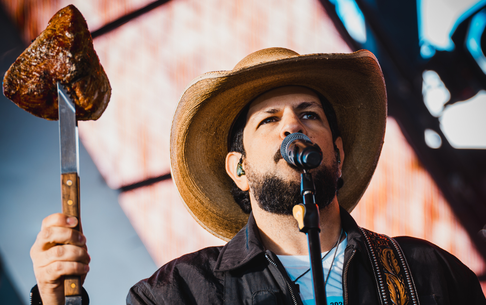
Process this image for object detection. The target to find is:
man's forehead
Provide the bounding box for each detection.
[247,86,321,118]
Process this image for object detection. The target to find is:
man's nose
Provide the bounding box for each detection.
[280,113,305,139]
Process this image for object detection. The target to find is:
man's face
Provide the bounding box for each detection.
[240,86,343,214]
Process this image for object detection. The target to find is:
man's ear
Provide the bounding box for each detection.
[334,137,345,175]
[225,152,249,191]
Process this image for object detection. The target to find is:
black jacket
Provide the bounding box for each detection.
[127,209,486,305]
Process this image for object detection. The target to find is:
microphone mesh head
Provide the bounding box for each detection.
[280,132,311,164]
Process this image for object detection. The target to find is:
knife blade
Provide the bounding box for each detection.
[58,82,79,175]
[58,82,83,305]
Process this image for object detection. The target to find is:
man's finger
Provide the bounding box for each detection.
[41,261,90,283]
[37,244,90,267]
[41,213,78,230]
[33,226,86,252]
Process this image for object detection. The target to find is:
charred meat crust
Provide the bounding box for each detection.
[2,5,111,121]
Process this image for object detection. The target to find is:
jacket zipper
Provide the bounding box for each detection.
[265,253,299,305]
[343,249,356,305]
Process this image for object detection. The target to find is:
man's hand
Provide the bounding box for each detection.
[30,213,90,305]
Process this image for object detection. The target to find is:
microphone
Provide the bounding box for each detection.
[280,133,322,170]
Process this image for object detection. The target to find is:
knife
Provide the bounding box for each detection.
[58,82,83,305]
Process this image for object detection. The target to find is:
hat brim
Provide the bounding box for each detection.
[170,49,387,241]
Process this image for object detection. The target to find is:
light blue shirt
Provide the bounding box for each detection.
[277,237,347,305]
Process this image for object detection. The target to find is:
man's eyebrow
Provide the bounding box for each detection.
[255,101,323,116]
[263,108,280,114]
[295,101,323,110]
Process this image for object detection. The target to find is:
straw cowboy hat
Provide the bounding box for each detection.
[170,47,387,241]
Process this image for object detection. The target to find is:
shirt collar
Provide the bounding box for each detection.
[214,207,368,272]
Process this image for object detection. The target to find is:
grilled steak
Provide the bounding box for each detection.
[2,5,111,121]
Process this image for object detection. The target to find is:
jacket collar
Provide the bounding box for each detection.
[214,212,265,272]
[214,207,368,272]
[339,206,367,254]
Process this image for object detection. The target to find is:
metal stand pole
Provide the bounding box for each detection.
[292,171,326,305]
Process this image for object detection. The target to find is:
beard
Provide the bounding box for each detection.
[246,153,340,216]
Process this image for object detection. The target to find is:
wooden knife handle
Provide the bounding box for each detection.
[61,173,82,296]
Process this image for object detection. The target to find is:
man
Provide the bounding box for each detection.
[30,47,485,304]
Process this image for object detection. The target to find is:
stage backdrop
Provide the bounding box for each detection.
[2,0,484,293]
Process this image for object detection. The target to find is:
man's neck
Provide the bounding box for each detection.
[252,200,342,256]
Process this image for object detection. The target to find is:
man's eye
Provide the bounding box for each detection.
[259,117,277,126]
[302,112,319,120]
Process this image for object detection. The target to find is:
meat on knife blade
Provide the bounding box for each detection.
[2,5,111,121]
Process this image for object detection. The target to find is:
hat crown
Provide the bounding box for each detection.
[233,47,300,70]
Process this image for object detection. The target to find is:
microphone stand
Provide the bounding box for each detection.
[292,170,326,305]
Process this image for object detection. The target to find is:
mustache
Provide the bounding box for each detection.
[274,148,301,171]
[273,149,282,163]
